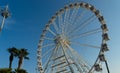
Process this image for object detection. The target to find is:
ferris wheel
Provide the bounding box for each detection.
[37,2,110,73]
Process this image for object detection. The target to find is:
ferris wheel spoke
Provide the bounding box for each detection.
[52,22,59,34]
[60,43,75,73]
[63,9,69,34]
[68,10,86,32]
[64,44,83,72]
[66,44,91,68]
[71,42,101,49]
[69,8,76,22]
[42,43,55,48]
[58,15,63,33]
[69,28,101,39]
[42,48,54,58]
[64,9,71,34]
[68,14,96,35]
[48,28,56,36]
[44,37,54,41]
[65,9,78,34]
[65,43,90,65]
[65,43,91,72]
[73,8,86,26]
[50,46,60,72]
[59,42,75,72]
[66,8,86,35]
[43,46,58,72]
[66,8,79,35]
[69,8,79,26]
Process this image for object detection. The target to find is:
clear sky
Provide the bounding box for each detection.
[0,0,120,73]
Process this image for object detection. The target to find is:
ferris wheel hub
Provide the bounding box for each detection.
[54,34,70,46]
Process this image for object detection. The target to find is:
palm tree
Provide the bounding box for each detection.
[17,48,29,69]
[7,47,18,68]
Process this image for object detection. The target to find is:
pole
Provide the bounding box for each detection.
[1,16,5,30]
[0,5,9,32]
[105,60,110,73]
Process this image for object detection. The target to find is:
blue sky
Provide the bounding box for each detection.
[0,0,120,73]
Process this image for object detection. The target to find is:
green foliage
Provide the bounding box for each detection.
[0,68,28,73]
[7,47,19,56]
[15,69,28,73]
[17,48,29,60]
[0,68,12,73]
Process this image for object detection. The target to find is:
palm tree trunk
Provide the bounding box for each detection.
[9,54,13,68]
[9,61,12,68]
[18,57,23,69]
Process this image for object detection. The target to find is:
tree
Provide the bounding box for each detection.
[15,69,28,73]
[7,47,18,68]
[17,48,29,69]
[0,68,12,73]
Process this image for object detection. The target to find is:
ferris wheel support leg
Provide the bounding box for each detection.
[105,60,110,73]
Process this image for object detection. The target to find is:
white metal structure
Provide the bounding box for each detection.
[0,5,10,32]
[37,2,110,73]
